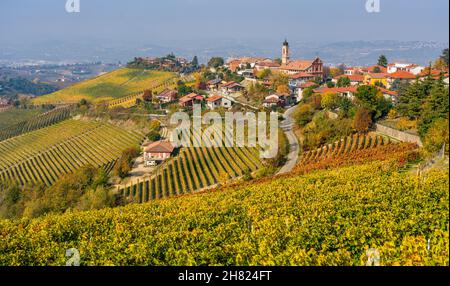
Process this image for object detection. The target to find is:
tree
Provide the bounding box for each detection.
[433,58,447,71]
[143,90,153,102]
[352,108,372,133]
[338,96,355,118]
[147,130,161,142]
[293,104,315,127]
[336,76,351,87]
[326,81,335,88]
[192,56,199,68]
[440,48,449,68]
[321,92,340,110]
[397,77,433,119]
[373,66,382,73]
[276,84,290,94]
[423,119,449,153]
[257,69,272,79]
[418,77,449,138]
[377,55,388,67]
[207,57,224,68]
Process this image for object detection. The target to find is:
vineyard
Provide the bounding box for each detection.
[120,128,264,203]
[0,106,74,142]
[107,73,196,109]
[0,160,447,266]
[299,133,391,165]
[32,68,176,105]
[0,119,144,187]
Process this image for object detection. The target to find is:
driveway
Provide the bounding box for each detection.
[276,105,300,175]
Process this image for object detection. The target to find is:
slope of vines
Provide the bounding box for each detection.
[0,160,447,266]
[0,106,74,142]
[120,128,264,203]
[0,120,144,187]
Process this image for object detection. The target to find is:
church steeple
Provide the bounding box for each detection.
[282,39,290,65]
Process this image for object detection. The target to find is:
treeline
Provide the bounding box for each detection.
[396,76,449,153]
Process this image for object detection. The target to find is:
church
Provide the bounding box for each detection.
[279,39,324,79]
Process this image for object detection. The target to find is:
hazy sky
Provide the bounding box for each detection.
[1,0,449,46]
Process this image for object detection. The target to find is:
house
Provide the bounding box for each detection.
[263,94,286,108]
[296,82,316,101]
[254,61,281,72]
[143,141,175,166]
[376,87,398,102]
[332,74,365,86]
[313,86,358,99]
[344,67,359,76]
[221,81,243,94]
[207,78,223,91]
[386,71,417,88]
[179,93,204,108]
[278,40,324,79]
[289,72,316,88]
[364,73,389,87]
[157,89,178,103]
[387,63,425,75]
[227,59,242,73]
[206,95,233,110]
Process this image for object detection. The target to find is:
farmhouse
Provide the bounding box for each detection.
[206,95,233,110]
[144,141,175,167]
[221,81,243,94]
[157,89,178,103]
[179,93,204,108]
[364,73,388,87]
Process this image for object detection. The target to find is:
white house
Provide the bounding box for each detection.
[206,95,233,110]
[143,141,175,167]
[387,63,425,75]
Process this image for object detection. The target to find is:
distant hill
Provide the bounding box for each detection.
[0,78,58,97]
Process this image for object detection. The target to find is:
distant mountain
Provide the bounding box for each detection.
[0,40,448,67]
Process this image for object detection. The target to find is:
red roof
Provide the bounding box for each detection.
[144,141,175,154]
[179,93,203,103]
[388,71,416,79]
[298,82,316,88]
[376,87,398,96]
[207,95,223,102]
[290,72,315,79]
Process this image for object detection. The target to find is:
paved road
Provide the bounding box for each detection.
[276,105,300,175]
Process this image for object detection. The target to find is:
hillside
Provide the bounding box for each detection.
[0,108,46,130]
[0,159,448,266]
[32,68,176,105]
[0,119,144,187]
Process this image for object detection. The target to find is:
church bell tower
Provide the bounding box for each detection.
[282,39,290,65]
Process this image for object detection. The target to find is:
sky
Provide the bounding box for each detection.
[0,0,449,46]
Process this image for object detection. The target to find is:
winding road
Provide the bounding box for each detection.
[276,105,300,175]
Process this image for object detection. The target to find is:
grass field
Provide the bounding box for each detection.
[32,68,176,105]
[0,119,144,187]
[0,108,45,130]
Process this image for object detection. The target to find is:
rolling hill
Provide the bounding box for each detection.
[32,68,177,105]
